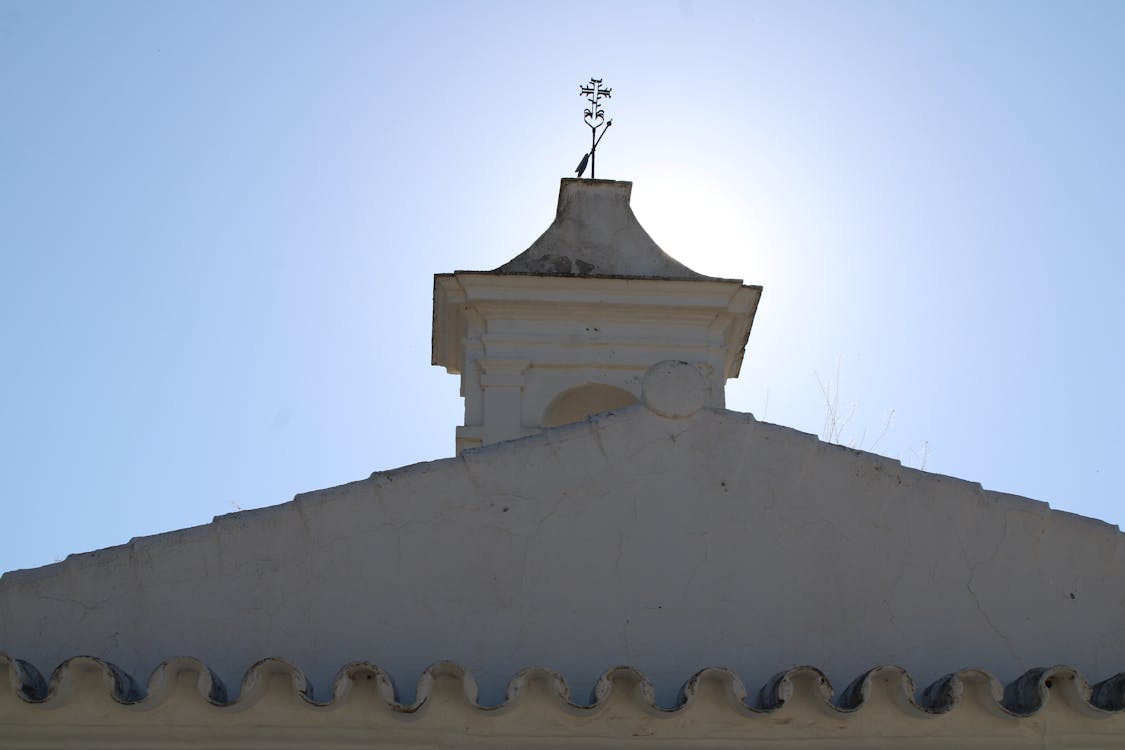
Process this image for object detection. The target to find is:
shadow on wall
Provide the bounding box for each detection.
[542,384,639,428]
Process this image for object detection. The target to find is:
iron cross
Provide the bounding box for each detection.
[576,78,612,179]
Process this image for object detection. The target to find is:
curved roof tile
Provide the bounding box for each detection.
[3,653,1123,717]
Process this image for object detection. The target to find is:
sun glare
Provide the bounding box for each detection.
[629,177,773,282]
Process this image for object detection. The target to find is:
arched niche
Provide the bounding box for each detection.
[542,383,639,428]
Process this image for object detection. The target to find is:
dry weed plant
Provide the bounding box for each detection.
[816,358,928,470]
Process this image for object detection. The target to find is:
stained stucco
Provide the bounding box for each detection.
[494,178,709,279]
[2,373,1122,706]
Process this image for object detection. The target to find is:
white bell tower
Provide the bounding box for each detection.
[432,178,762,454]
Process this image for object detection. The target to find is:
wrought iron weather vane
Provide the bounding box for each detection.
[575,77,612,179]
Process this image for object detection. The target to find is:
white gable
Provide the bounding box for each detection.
[2,363,1121,706]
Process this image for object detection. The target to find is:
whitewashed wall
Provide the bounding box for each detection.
[1,393,1122,705]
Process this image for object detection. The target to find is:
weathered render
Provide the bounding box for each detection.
[2,365,1123,710]
[495,178,706,279]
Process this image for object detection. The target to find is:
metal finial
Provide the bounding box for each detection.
[575,77,612,179]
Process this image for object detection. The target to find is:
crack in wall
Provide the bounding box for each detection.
[953,512,1021,667]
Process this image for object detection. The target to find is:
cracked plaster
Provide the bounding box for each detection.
[2,397,1122,707]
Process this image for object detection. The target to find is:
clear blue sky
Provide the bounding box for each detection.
[2,1,1122,574]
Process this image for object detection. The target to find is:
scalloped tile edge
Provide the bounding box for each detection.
[2,653,1123,718]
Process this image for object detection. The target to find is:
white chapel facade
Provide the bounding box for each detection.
[1,178,1124,748]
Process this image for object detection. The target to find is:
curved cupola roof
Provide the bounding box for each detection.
[493,178,714,280]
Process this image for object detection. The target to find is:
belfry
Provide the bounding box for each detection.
[433,178,762,452]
